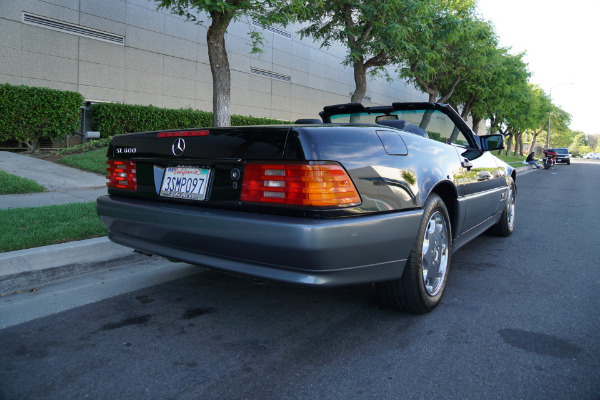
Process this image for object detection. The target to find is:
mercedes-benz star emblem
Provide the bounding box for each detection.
[172,138,186,156]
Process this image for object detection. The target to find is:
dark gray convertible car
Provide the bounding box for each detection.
[97,102,516,314]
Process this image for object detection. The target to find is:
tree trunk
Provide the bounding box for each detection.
[410,63,437,103]
[207,11,234,127]
[24,139,38,152]
[351,61,367,104]
[348,61,368,123]
[419,110,434,131]
[530,135,538,153]
[437,75,461,103]
[529,128,543,154]
[461,104,473,121]
[489,115,498,135]
[515,132,523,156]
[505,133,513,156]
[472,116,483,134]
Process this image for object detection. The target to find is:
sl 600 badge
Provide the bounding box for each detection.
[116,147,137,154]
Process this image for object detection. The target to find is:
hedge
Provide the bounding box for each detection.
[0,83,84,150]
[91,103,291,137]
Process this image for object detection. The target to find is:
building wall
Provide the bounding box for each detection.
[0,0,426,122]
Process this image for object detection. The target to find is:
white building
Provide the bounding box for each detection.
[0,0,426,123]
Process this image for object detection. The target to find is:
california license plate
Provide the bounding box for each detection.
[159,166,211,200]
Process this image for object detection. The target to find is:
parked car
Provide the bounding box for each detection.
[584,153,600,159]
[97,102,516,314]
[548,147,571,165]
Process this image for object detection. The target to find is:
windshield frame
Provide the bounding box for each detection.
[319,102,478,149]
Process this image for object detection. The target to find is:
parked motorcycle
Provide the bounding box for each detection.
[542,149,558,169]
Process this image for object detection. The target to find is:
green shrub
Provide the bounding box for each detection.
[428,131,443,142]
[0,83,84,151]
[91,103,290,137]
[231,115,288,126]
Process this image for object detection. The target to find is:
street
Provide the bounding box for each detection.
[1,160,599,400]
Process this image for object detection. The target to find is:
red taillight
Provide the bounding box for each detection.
[106,160,137,191]
[241,163,361,207]
[157,130,209,138]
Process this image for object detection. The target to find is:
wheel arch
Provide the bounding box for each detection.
[429,181,458,238]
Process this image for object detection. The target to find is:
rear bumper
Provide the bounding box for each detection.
[96,195,422,287]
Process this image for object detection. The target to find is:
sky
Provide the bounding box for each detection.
[476,0,600,135]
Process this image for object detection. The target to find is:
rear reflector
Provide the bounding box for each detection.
[157,130,209,138]
[241,163,361,207]
[106,160,137,191]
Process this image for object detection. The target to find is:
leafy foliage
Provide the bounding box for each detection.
[156,0,290,53]
[399,1,494,103]
[291,0,433,103]
[91,102,289,137]
[546,105,573,148]
[0,84,84,151]
[569,133,590,156]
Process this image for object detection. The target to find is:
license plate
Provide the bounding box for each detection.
[159,166,211,200]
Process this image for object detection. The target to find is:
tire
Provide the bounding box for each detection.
[488,179,516,237]
[376,194,451,314]
[567,160,571,165]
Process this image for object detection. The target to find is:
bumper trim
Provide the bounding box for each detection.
[97,195,423,287]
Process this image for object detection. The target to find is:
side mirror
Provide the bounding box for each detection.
[480,134,504,151]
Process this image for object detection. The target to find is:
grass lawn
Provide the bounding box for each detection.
[0,202,107,252]
[56,147,108,175]
[496,154,527,168]
[0,170,46,195]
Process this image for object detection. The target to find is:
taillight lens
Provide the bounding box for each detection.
[241,162,361,207]
[106,160,137,191]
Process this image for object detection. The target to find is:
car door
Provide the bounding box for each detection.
[387,103,507,236]
[453,145,505,233]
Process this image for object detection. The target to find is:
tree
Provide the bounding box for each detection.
[463,49,529,138]
[456,48,530,155]
[450,39,501,130]
[399,2,495,106]
[541,105,572,148]
[156,0,288,127]
[398,3,508,131]
[523,85,552,153]
[570,132,590,156]
[292,0,433,104]
[588,134,599,151]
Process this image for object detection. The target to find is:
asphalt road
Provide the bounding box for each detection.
[1,160,599,400]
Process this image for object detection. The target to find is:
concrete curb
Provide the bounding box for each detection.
[0,237,132,279]
[515,165,535,174]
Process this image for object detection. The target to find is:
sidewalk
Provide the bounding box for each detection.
[0,151,107,209]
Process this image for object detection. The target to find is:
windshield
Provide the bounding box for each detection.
[552,148,569,154]
[329,109,471,147]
